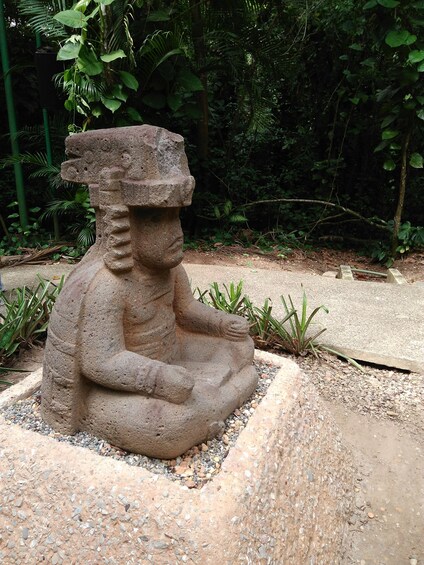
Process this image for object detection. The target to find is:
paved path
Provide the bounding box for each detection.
[1,261,423,372]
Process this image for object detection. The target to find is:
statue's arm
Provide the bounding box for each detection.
[80,273,193,403]
[173,265,250,341]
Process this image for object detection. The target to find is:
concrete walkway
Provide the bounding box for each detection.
[1,261,423,372]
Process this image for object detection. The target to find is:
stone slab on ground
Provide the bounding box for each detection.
[0,263,75,291]
[0,353,354,564]
[2,261,423,372]
[186,264,424,373]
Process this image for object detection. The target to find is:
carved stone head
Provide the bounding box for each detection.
[61,125,195,273]
[62,125,195,208]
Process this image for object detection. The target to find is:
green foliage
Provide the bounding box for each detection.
[42,186,96,251]
[196,280,359,363]
[0,277,64,368]
[0,203,51,256]
[19,0,141,129]
[278,292,329,355]
[9,0,424,251]
[372,220,424,265]
[196,281,249,316]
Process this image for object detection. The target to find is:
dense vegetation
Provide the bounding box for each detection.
[1,0,424,263]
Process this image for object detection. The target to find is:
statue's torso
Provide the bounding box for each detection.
[123,268,178,363]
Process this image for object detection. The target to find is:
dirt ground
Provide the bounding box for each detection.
[2,246,424,563]
[184,244,424,283]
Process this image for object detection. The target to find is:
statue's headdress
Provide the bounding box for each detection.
[61,125,195,273]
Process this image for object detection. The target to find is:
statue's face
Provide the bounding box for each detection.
[130,207,184,270]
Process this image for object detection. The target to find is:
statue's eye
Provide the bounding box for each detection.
[121,153,132,168]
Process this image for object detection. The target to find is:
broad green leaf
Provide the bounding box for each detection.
[349,43,363,51]
[416,96,424,104]
[74,0,91,9]
[146,10,170,21]
[119,71,139,90]
[339,55,348,61]
[64,99,74,111]
[167,93,183,112]
[383,159,396,171]
[110,84,127,102]
[91,106,103,118]
[126,107,143,122]
[389,142,401,150]
[410,152,424,168]
[53,10,86,28]
[378,0,399,6]
[349,97,360,105]
[385,30,417,47]
[418,61,424,72]
[381,114,396,128]
[363,0,377,8]
[408,50,424,63]
[177,69,203,92]
[417,109,424,120]
[100,50,126,63]
[360,58,375,67]
[382,129,399,140]
[57,42,81,61]
[142,93,167,109]
[101,97,122,112]
[77,46,103,76]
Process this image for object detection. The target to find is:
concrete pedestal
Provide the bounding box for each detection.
[0,352,354,563]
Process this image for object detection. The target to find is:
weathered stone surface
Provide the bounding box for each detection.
[0,354,354,563]
[0,367,42,410]
[41,125,258,458]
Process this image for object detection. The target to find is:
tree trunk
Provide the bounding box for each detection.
[189,0,209,161]
[391,129,411,257]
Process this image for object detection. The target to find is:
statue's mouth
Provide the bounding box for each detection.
[169,237,183,250]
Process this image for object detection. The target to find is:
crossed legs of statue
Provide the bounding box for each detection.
[82,333,257,459]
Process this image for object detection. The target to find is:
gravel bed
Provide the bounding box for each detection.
[1,361,278,489]
[287,352,424,440]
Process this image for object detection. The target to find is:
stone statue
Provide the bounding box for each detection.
[41,125,258,459]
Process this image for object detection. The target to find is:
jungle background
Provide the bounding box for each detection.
[1,0,424,265]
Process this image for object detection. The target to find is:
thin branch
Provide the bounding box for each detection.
[241,198,390,231]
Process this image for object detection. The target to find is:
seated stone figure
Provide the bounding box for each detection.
[41,125,258,459]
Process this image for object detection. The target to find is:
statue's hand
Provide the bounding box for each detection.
[153,365,194,404]
[220,315,250,341]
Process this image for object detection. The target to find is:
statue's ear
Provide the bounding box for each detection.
[99,168,134,274]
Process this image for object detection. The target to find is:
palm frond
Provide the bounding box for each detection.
[137,30,185,87]
[76,225,95,247]
[56,72,105,101]
[0,151,49,170]
[106,0,136,67]
[18,0,70,41]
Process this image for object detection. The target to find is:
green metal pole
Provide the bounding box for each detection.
[36,32,60,239]
[0,0,28,228]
